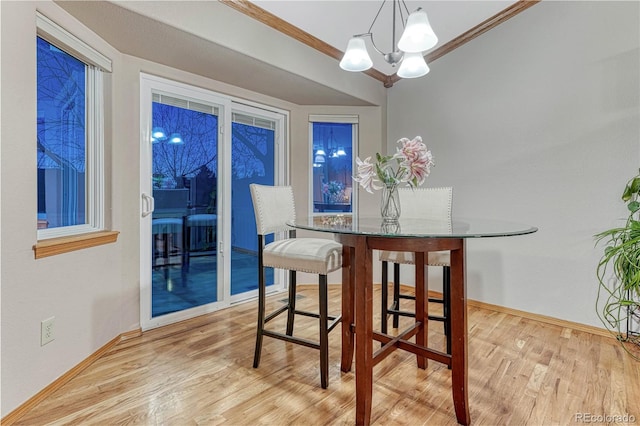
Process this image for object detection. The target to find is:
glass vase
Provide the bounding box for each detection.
[380,184,401,223]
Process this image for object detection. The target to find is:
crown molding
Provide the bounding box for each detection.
[221,0,540,88]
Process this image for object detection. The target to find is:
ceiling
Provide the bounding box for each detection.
[252,0,518,76]
[56,1,530,105]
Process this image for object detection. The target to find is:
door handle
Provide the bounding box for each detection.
[141,193,155,217]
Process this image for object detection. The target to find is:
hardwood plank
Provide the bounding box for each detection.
[10,284,640,426]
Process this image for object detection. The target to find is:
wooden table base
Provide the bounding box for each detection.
[338,234,470,426]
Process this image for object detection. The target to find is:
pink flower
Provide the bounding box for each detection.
[353,136,434,192]
[353,156,382,193]
[397,137,434,187]
[401,148,433,187]
[395,136,424,162]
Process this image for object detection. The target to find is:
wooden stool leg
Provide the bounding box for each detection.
[161,233,170,280]
[253,241,266,368]
[392,263,401,328]
[319,274,329,389]
[341,246,355,373]
[286,270,297,336]
[381,261,389,334]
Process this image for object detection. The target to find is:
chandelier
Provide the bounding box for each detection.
[339,0,437,79]
[151,127,184,145]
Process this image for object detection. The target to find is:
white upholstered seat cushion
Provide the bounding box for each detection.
[263,238,342,275]
[379,249,450,267]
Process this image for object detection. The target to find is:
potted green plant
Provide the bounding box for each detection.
[595,170,640,358]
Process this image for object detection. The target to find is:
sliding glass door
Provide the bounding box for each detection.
[140,75,287,330]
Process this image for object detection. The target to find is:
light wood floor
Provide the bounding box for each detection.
[15,285,640,425]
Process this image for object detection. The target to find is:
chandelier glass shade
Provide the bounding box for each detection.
[397,52,430,78]
[150,127,184,145]
[339,37,374,72]
[152,127,166,140]
[339,1,437,78]
[397,8,438,52]
[168,133,184,144]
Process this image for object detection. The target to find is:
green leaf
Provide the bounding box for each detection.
[628,201,640,213]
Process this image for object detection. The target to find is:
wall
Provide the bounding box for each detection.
[0,1,384,417]
[387,1,640,327]
[0,0,125,416]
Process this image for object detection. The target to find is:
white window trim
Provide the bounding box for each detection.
[308,115,359,217]
[36,14,108,240]
[309,114,359,124]
[36,12,112,72]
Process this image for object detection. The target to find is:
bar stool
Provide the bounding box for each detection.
[250,184,343,389]
[152,217,184,267]
[380,187,453,355]
[184,213,217,271]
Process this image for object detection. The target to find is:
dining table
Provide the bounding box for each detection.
[288,215,537,425]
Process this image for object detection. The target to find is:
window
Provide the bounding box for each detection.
[310,115,358,215]
[36,13,111,238]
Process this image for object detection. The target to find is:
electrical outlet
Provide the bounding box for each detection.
[41,317,55,346]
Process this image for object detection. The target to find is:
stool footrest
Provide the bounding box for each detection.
[264,306,341,337]
[387,308,414,318]
[386,308,446,323]
[264,305,289,323]
[262,330,321,350]
[294,309,340,322]
[399,294,444,304]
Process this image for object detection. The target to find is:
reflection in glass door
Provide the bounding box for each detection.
[229,111,277,297]
[150,94,219,317]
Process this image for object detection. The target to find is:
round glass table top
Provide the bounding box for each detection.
[288,216,538,239]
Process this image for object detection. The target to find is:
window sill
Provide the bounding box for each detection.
[33,230,120,259]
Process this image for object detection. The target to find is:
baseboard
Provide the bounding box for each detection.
[328,283,613,339]
[465,298,612,339]
[414,285,611,339]
[120,328,143,341]
[1,328,142,425]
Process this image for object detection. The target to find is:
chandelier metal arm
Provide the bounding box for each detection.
[353,33,402,66]
[367,0,388,34]
[399,0,411,19]
[391,0,397,52]
[354,33,381,56]
[362,0,414,66]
